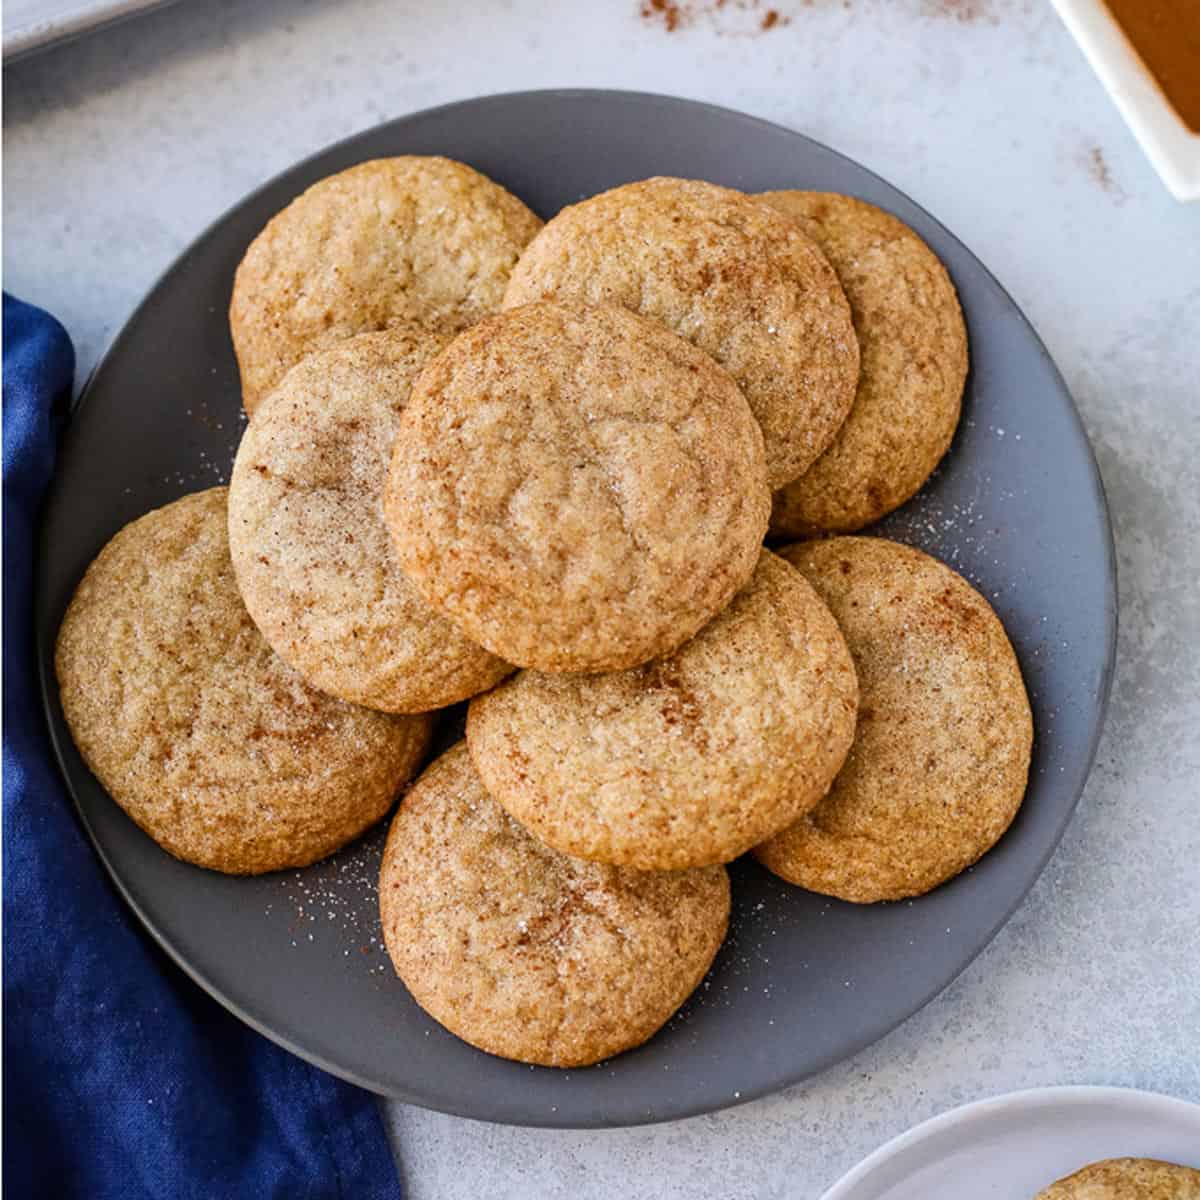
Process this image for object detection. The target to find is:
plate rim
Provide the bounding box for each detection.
[35,88,1119,1127]
[818,1085,1200,1199]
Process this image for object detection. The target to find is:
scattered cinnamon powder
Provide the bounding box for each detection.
[643,0,683,32]
[639,0,1017,32]
[1089,146,1114,191]
[639,0,791,34]
[921,0,994,21]
[1081,144,1125,200]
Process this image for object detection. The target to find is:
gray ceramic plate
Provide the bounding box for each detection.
[3,0,172,59]
[36,90,1116,1128]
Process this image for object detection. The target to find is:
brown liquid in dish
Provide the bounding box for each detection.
[1103,0,1200,134]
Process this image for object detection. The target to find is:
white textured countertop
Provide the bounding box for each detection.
[5,2,1199,1196]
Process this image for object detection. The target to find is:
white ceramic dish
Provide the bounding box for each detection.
[821,1086,1200,1200]
[1051,0,1200,201]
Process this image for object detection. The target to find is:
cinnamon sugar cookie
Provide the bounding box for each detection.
[230,156,542,410]
[228,329,512,713]
[467,550,858,869]
[1035,1158,1200,1199]
[55,488,432,874]
[756,537,1032,902]
[379,744,730,1067]
[384,301,769,673]
[761,192,967,535]
[504,177,858,489]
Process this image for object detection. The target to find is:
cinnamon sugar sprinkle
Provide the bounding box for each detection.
[640,0,791,35]
[639,0,1009,32]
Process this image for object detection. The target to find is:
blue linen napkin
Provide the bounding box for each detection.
[2,294,401,1200]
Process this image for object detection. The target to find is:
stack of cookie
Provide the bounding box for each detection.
[56,156,1033,1070]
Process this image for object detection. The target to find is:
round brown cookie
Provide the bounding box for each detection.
[755,537,1032,902]
[503,177,858,490]
[230,156,542,411]
[761,191,968,535]
[1035,1158,1200,1199]
[379,743,730,1067]
[467,550,858,870]
[55,488,433,874]
[228,329,512,713]
[384,301,770,673]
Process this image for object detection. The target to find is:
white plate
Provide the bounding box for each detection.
[1050,0,1200,202]
[821,1086,1200,1200]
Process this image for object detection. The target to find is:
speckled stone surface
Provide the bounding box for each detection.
[5,2,1198,1196]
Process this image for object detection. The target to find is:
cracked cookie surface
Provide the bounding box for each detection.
[755,537,1032,902]
[762,192,967,535]
[384,301,770,673]
[1035,1158,1200,1200]
[467,550,858,869]
[55,487,433,874]
[228,330,512,713]
[379,743,730,1067]
[230,156,543,410]
[503,176,859,490]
